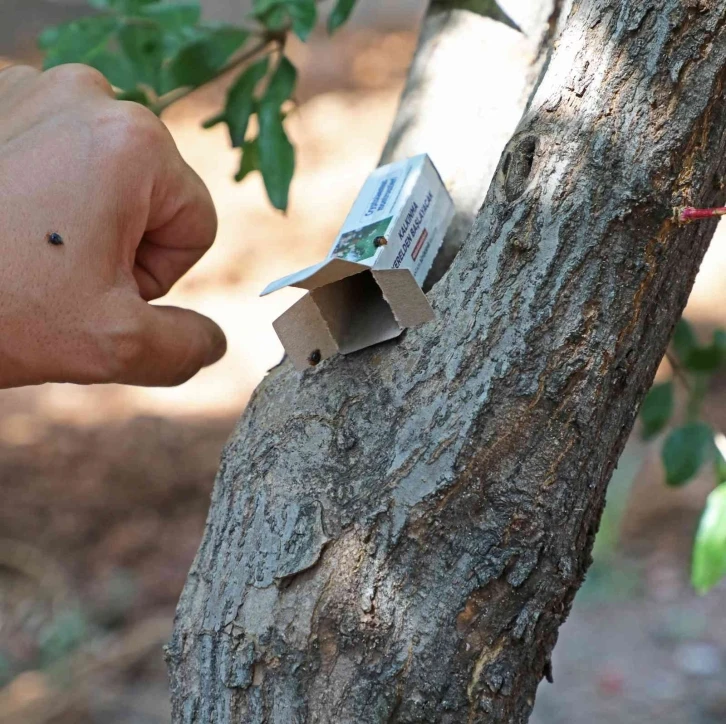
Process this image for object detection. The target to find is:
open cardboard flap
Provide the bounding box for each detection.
[261,154,454,370]
[272,264,433,370]
[260,258,369,296]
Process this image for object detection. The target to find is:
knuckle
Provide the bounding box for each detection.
[44,63,110,91]
[95,315,146,382]
[94,102,167,160]
[0,63,38,82]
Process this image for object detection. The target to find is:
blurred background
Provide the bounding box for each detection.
[1,1,726,722]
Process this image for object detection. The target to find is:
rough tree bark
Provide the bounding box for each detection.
[168,1,726,722]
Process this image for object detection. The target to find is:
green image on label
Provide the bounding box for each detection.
[332,217,393,262]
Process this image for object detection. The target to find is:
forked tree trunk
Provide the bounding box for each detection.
[168,1,726,722]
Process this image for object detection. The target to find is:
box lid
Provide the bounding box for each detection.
[260,257,370,297]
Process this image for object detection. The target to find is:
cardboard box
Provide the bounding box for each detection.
[261,154,454,370]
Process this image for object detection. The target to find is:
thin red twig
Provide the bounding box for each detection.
[676,205,726,223]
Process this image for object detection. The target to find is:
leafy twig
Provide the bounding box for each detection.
[151,34,279,115]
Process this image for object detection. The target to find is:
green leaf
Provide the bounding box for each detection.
[40,16,119,68]
[258,103,294,210]
[677,329,725,373]
[157,23,207,59]
[662,422,714,486]
[256,5,289,31]
[202,112,225,129]
[86,47,137,89]
[640,382,674,440]
[138,3,201,31]
[263,56,296,106]
[139,3,202,32]
[287,0,318,41]
[692,482,726,594]
[253,0,281,13]
[715,441,726,484]
[38,25,61,50]
[235,138,261,182]
[431,0,520,30]
[672,318,697,365]
[254,57,296,209]
[686,345,724,373]
[328,0,357,33]
[163,26,250,90]
[118,22,165,91]
[689,329,726,372]
[209,57,269,147]
[89,0,157,10]
[669,320,726,373]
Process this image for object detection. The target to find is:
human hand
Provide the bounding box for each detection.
[0,63,226,388]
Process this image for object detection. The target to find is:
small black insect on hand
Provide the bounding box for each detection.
[47,232,64,246]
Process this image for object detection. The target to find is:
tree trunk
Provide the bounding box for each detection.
[383,0,567,287]
[168,1,726,722]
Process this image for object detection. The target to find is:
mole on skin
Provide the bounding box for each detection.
[47,232,64,246]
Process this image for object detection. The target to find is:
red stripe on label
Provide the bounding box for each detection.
[411,228,428,261]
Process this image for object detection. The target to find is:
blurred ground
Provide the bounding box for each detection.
[1,2,726,723]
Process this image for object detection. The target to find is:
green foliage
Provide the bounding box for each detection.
[89,0,158,9]
[692,482,726,594]
[662,421,714,486]
[39,16,120,67]
[117,21,165,90]
[328,0,357,33]
[40,2,250,97]
[138,3,201,31]
[430,0,520,31]
[236,138,260,182]
[716,441,726,482]
[202,56,295,210]
[251,0,317,41]
[263,55,297,105]
[257,58,297,210]
[39,0,360,211]
[204,58,269,145]
[671,318,726,374]
[640,382,674,439]
[671,318,697,364]
[164,26,250,89]
[638,317,726,593]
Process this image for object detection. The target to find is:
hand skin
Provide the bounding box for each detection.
[0,63,227,388]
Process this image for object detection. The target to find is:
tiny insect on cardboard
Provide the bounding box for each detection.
[261,154,455,370]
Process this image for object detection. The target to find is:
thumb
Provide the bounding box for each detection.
[114,300,226,387]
